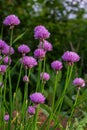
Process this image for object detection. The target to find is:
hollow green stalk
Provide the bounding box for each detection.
[54,65,73,129]
[22,68,31,129]
[67,88,80,128]
[57,65,73,114]
[40,56,46,93]
[47,71,59,130]
[15,63,23,92]
[36,60,42,92]
[8,70,12,130]
[32,105,39,130]
[0,74,3,128]
[8,28,13,130]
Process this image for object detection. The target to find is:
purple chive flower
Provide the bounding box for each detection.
[18,44,30,55]
[4,56,12,65]
[0,40,6,51]
[34,25,50,40]
[23,75,29,82]
[3,14,20,29]
[38,40,53,51]
[34,48,46,59]
[2,45,14,55]
[40,72,50,81]
[62,51,80,65]
[51,60,63,71]
[73,78,85,88]
[0,65,7,74]
[21,56,37,69]
[4,114,9,121]
[30,92,45,104]
[28,106,36,115]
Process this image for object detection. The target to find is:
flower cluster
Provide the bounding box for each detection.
[21,56,37,69]
[30,92,45,104]
[62,51,80,65]
[18,44,30,56]
[3,14,20,29]
[38,40,52,52]
[28,92,46,115]
[73,78,85,88]
[51,60,63,72]
[40,72,50,82]
[34,25,50,40]
[34,48,46,60]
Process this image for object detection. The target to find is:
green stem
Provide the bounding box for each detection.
[10,29,13,47]
[36,60,42,92]
[22,69,31,129]
[8,71,12,130]
[8,28,13,130]
[68,88,80,123]
[32,105,39,130]
[58,65,73,113]
[41,82,45,93]
[54,65,73,129]
[40,56,46,92]
[10,59,19,73]
[47,72,59,130]
[15,63,23,92]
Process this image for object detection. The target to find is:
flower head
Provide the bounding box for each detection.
[51,60,63,71]
[4,56,12,65]
[28,106,35,115]
[3,14,20,28]
[30,92,45,104]
[0,65,7,74]
[23,75,29,82]
[21,56,37,69]
[4,114,9,121]
[0,40,6,51]
[40,72,50,81]
[34,25,50,40]
[2,44,14,55]
[18,44,30,55]
[62,51,80,65]
[34,48,46,59]
[73,78,85,88]
[38,40,52,52]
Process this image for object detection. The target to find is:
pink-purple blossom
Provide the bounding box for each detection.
[21,56,37,68]
[34,25,50,40]
[73,78,85,88]
[4,56,12,65]
[0,65,7,74]
[51,60,63,71]
[0,40,6,51]
[3,14,20,28]
[28,106,35,115]
[30,92,45,104]
[18,44,30,55]
[34,48,46,59]
[4,114,9,121]
[38,40,53,52]
[40,72,50,81]
[2,44,14,55]
[23,75,29,82]
[62,51,80,65]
